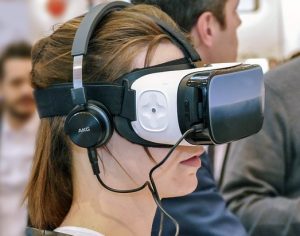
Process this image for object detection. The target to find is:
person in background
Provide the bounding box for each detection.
[0,42,39,236]
[221,56,300,236]
[133,0,241,64]
[132,0,246,235]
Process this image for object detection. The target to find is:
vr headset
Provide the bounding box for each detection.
[34,1,265,148]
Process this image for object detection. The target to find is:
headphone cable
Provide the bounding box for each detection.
[88,147,149,193]
[147,127,198,236]
[88,126,200,236]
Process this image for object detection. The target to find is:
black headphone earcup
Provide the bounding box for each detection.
[64,101,113,148]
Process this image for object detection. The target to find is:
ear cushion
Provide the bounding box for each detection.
[65,100,113,148]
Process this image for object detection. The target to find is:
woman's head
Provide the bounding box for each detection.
[27,4,204,230]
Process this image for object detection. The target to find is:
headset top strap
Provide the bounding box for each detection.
[151,17,200,62]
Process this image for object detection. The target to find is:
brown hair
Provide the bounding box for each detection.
[26,4,185,230]
[131,0,229,32]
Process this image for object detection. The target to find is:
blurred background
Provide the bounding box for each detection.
[0,0,299,62]
[0,0,299,235]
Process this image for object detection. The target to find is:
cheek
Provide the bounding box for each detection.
[229,28,238,46]
[151,154,200,198]
[3,88,17,102]
[223,23,238,48]
[146,147,178,176]
[145,147,202,197]
[148,147,169,163]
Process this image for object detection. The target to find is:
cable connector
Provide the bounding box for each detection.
[87,148,100,175]
[191,124,204,133]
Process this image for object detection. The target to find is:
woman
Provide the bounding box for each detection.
[26,4,204,236]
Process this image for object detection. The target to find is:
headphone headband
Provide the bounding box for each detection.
[71,1,200,61]
[70,1,201,106]
[71,1,131,105]
[71,1,130,57]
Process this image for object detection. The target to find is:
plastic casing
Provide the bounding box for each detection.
[130,63,243,145]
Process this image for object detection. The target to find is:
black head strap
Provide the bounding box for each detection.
[35,58,192,119]
[149,17,200,63]
[34,84,135,119]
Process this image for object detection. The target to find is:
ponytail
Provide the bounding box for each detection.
[25,117,73,230]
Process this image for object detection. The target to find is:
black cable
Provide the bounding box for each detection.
[148,128,197,195]
[150,188,178,236]
[148,127,197,236]
[218,143,231,188]
[89,147,149,193]
[87,125,201,236]
[95,174,149,193]
[158,212,164,236]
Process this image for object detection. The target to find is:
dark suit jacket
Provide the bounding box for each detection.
[152,152,247,236]
[221,57,300,236]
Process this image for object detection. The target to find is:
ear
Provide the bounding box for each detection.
[194,12,219,48]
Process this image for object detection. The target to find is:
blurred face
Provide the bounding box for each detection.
[99,42,204,198]
[211,0,241,62]
[1,58,35,120]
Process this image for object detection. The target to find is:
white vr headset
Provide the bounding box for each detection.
[34,1,265,148]
[35,61,264,147]
[129,63,264,145]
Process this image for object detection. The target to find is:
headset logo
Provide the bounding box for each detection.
[78,127,90,133]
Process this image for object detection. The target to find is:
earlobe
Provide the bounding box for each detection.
[194,12,216,48]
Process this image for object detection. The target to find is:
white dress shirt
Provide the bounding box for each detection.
[0,114,39,236]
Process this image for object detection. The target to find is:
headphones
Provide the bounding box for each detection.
[35,1,200,148]
[64,100,113,148]
[63,1,131,148]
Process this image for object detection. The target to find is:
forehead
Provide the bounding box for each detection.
[3,58,31,81]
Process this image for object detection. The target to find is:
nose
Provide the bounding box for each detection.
[183,145,205,157]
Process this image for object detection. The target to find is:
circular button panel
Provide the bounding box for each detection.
[138,91,168,132]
